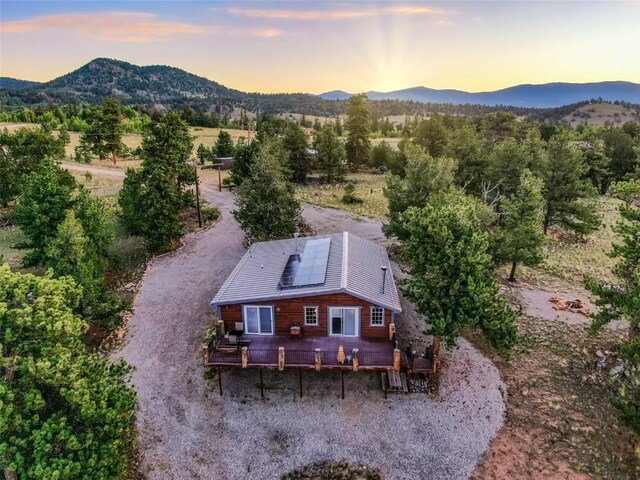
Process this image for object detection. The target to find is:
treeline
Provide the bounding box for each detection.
[1,127,136,478]
[1,110,220,478]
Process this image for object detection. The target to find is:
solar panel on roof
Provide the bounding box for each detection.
[278,238,331,289]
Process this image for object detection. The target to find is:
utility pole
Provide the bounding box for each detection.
[194,164,202,228]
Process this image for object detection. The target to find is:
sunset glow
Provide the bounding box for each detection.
[1,1,638,93]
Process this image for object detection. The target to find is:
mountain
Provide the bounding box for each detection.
[0,77,42,90]
[5,58,241,105]
[320,81,640,108]
[2,58,639,118]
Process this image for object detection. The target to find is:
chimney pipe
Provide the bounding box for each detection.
[381,266,387,294]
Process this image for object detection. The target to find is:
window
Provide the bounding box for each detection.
[243,306,274,335]
[329,307,359,336]
[370,306,384,326]
[304,306,319,326]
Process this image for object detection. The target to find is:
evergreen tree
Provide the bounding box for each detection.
[0,265,136,479]
[401,193,518,350]
[196,143,212,165]
[314,124,346,183]
[487,138,536,198]
[586,179,640,433]
[446,124,486,195]
[15,165,76,266]
[345,93,371,171]
[282,122,310,183]
[370,141,396,169]
[414,116,449,158]
[118,113,195,252]
[0,126,67,205]
[383,143,457,239]
[541,135,601,235]
[602,128,638,182]
[496,170,546,281]
[582,140,611,194]
[76,98,126,164]
[232,139,301,240]
[230,137,260,186]
[44,210,119,328]
[214,130,235,157]
[334,116,343,136]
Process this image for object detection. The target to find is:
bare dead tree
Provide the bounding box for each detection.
[481,180,504,211]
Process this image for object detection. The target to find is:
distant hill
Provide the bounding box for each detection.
[320,81,640,108]
[562,102,639,127]
[1,58,639,122]
[0,77,42,90]
[3,58,241,105]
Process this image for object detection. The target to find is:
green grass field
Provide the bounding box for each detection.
[64,127,253,159]
[297,173,622,288]
[296,173,389,219]
[0,226,29,269]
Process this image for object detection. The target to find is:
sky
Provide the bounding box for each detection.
[1,1,639,94]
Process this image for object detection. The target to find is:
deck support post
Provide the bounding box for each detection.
[202,345,209,367]
[341,369,345,400]
[218,366,222,396]
[352,349,359,372]
[393,348,401,372]
[241,346,248,368]
[259,368,264,399]
[314,348,322,371]
[299,368,303,398]
[278,347,285,371]
[217,319,225,336]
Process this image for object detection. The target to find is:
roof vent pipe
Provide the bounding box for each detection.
[381,266,387,294]
[294,232,300,253]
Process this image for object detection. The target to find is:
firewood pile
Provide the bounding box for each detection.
[549,297,590,317]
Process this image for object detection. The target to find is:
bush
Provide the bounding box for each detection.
[342,182,363,204]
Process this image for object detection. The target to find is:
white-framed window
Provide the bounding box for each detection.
[243,305,274,335]
[329,307,359,337]
[304,306,319,326]
[370,306,384,326]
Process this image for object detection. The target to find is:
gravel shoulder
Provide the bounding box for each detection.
[115,192,506,480]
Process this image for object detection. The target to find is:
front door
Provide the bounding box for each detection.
[329,307,359,337]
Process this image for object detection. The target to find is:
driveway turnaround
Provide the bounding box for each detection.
[115,190,505,480]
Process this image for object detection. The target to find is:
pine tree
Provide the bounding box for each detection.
[232,139,301,240]
[541,135,601,235]
[586,179,640,433]
[314,124,346,183]
[282,122,310,183]
[401,193,518,350]
[496,170,546,281]
[118,113,195,252]
[383,143,457,239]
[214,130,235,157]
[345,93,371,171]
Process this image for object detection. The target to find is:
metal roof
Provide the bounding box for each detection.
[211,232,401,313]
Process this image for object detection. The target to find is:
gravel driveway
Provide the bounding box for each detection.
[115,191,505,480]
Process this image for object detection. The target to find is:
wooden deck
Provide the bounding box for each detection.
[207,335,395,370]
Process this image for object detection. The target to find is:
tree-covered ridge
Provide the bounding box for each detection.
[2,58,639,123]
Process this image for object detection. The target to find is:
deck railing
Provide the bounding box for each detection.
[208,346,396,370]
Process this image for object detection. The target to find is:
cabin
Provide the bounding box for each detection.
[205,232,403,385]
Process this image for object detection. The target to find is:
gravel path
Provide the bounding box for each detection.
[115,191,505,480]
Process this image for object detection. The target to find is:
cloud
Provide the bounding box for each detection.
[226,5,454,21]
[0,12,281,43]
